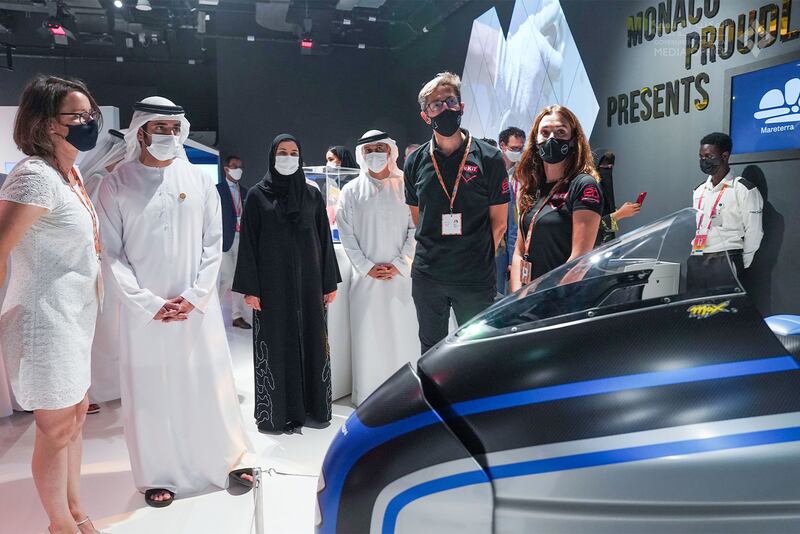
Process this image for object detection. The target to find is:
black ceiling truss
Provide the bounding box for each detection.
[0,0,470,63]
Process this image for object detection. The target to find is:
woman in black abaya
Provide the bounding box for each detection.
[233,134,340,434]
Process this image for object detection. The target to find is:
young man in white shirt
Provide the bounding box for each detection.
[688,132,764,292]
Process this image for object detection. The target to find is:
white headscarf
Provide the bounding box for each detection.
[79,128,126,179]
[355,129,401,180]
[123,96,191,162]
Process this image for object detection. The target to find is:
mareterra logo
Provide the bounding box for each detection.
[753,77,800,134]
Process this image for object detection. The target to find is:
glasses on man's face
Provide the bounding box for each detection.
[699,154,720,161]
[59,110,100,125]
[426,95,460,115]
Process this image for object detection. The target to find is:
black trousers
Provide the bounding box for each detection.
[412,277,496,354]
[686,250,745,294]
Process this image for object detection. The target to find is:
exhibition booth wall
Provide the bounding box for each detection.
[560,0,800,315]
[0,57,218,133]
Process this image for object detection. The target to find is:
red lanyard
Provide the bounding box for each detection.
[229,184,242,216]
[67,169,101,259]
[695,183,728,236]
[521,185,559,260]
[429,134,472,214]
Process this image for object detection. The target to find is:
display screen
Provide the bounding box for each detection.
[730,59,800,155]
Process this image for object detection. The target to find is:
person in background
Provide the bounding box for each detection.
[404,72,509,354]
[325,145,358,169]
[404,143,420,160]
[596,151,641,243]
[78,127,127,415]
[234,134,340,434]
[687,132,763,292]
[0,75,106,534]
[496,126,525,295]
[217,155,250,329]
[510,105,603,291]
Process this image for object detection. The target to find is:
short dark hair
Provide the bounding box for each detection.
[225,155,241,166]
[498,126,525,145]
[598,151,615,166]
[700,132,732,154]
[481,137,498,147]
[14,75,101,159]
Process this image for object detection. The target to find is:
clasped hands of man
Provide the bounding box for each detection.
[367,263,401,281]
[153,297,195,322]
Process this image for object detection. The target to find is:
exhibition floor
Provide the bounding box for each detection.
[0,314,353,534]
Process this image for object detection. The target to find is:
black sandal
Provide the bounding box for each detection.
[229,468,256,489]
[145,488,175,508]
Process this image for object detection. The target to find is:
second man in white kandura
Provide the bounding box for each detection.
[336,130,420,405]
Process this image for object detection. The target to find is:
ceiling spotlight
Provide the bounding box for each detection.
[113,0,123,8]
[358,43,365,49]
[135,0,151,12]
[342,18,351,26]
[422,26,429,33]
[368,16,377,22]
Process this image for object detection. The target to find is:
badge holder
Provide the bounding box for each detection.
[442,212,463,236]
[520,256,532,285]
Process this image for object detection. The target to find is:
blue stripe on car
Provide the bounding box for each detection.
[382,425,800,534]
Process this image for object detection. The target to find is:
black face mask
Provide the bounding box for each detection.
[537,137,574,164]
[699,157,722,175]
[428,109,462,137]
[64,120,99,152]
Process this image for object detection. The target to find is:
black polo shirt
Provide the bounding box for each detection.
[520,174,603,278]
[404,130,510,287]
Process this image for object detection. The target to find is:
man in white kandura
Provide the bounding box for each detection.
[336,130,420,405]
[79,128,127,414]
[96,97,252,508]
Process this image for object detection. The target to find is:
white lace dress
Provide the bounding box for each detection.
[0,157,100,411]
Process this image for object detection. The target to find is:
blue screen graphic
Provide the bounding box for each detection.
[730,60,800,155]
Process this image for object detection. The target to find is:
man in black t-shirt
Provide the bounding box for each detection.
[404,72,510,354]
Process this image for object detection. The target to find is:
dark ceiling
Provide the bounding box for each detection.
[0,0,472,66]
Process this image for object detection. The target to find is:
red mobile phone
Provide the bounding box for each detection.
[636,191,648,205]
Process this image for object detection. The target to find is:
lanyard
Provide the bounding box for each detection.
[429,134,472,214]
[695,183,728,236]
[521,185,559,261]
[229,184,242,216]
[67,169,101,260]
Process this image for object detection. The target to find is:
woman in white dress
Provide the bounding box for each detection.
[0,76,106,534]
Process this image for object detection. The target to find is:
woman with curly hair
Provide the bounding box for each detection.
[509,105,603,291]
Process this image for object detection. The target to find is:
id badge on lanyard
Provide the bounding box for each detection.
[442,213,462,236]
[431,135,472,237]
[692,184,727,256]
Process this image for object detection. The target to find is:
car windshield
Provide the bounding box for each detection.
[455,208,745,341]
